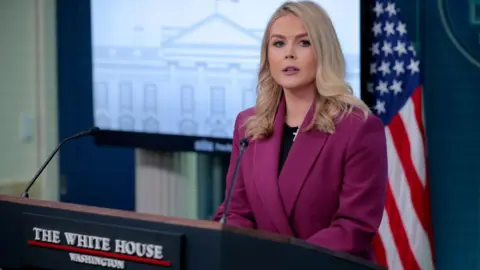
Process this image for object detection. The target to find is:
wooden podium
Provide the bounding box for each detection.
[0,195,385,270]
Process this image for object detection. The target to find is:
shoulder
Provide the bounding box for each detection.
[329,108,387,165]
[234,107,255,136]
[236,107,256,123]
[234,107,256,132]
[335,107,385,142]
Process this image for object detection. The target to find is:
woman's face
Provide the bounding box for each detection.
[267,14,317,92]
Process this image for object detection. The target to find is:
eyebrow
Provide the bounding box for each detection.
[270,32,309,40]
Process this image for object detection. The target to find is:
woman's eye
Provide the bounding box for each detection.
[300,40,311,47]
[273,40,284,47]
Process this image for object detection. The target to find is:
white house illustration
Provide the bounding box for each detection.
[93,13,263,138]
[160,13,262,138]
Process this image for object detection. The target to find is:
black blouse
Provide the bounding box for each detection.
[278,123,298,175]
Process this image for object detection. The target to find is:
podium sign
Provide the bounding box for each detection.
[21,213,183,270]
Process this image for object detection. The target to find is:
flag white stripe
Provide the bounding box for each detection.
[398,98,427,187]
[378,209,403,270]
[385,128,434,270]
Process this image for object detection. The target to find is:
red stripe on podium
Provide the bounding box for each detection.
[27,240,172,267]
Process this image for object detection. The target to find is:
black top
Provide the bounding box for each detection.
[278,123,298,175]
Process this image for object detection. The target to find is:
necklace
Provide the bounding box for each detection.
[293,127,299,141]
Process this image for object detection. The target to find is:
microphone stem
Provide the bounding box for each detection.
[21,138,67,198]
[20,127,99,198]
[220,143,247,224]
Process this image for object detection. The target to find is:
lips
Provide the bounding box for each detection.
[282,66,300,75]
[282,66,300,72]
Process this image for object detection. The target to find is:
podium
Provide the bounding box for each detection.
[0,195,385,270]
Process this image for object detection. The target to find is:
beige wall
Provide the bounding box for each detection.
[135,150,200,219]
[0,0,58,200]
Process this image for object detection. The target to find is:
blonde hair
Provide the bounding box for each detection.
[245,1,369,140]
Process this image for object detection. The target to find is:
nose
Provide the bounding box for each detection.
[284,43,296,59]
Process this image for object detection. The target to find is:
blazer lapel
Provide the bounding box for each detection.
[278,101,329,219]
[252,97,294,236]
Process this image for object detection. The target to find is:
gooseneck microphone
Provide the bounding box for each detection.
[20,127,100,198]
[220,137,249,225]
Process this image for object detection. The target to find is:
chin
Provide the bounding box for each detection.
[278,80,310,90]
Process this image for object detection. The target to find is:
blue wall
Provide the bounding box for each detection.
[424,0,480,268]
[56,0,135,210]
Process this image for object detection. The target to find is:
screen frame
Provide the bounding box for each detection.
[80,0,375,153]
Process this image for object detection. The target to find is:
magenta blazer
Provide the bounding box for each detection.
[213,97,388,260]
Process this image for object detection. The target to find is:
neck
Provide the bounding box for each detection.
[283,85,316,127]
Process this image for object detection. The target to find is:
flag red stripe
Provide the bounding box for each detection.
[388,114,430,235]
[385,182,420,270]
[411,87,435,260]
[420,182,435,263]
[372,234,388,268]
[411,87,426,151]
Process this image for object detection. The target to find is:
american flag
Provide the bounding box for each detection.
[367,1,435,270]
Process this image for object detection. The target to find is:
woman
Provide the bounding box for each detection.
[213,1,387,261]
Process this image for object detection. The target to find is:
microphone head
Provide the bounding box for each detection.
[239,137,249,148]
[88,127,100,135]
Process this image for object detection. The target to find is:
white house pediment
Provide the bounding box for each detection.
[162,14,262,48]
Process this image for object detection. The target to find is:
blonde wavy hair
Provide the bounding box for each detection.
[245,1,370,140]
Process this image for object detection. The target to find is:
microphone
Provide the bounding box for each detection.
[20,127,100,198]
[220,137,249,224]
